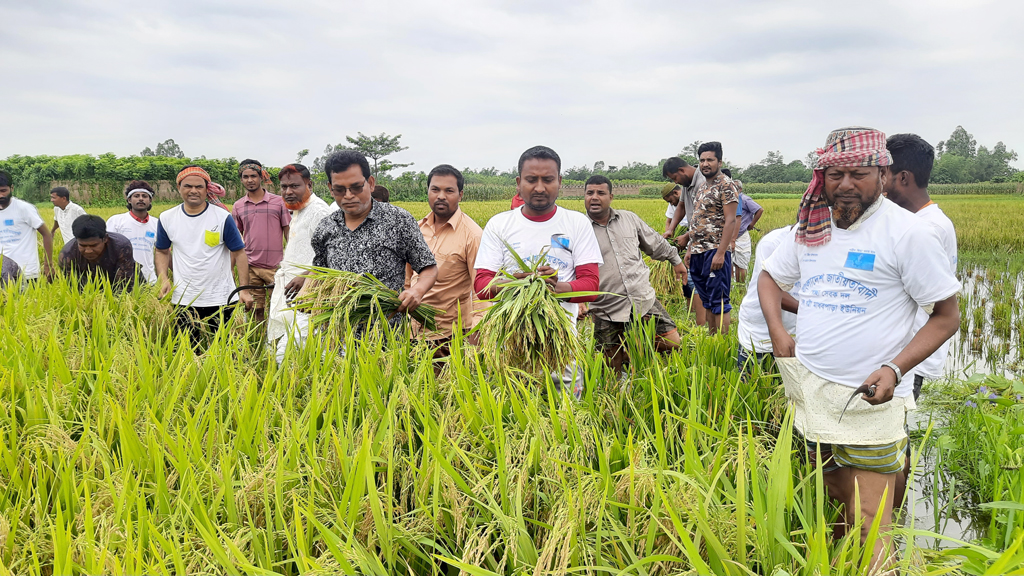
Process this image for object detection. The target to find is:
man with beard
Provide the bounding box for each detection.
[406,164,484,349]
[233,159,291,323]
[475,146,603,397]
[106,180,160,284]
[266,164,333,363]
[0,170,54,281]
[759,127,960,569]
[584,175,685,374]
[59,215,139,290]
[686,142,739,335]
[311,151,438,331]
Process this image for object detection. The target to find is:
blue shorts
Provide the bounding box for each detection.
[689,249,732,315]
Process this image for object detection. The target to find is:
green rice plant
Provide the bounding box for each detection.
[472,243,598,378]
[290,265,442,332]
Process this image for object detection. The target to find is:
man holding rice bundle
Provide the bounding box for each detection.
[663,156,707,326]
[233,159,290,324]
[585,175,686,374]
[474,145,603,397]
[758,127,960,568]
[310,151,438,331]
[266,163,333,363]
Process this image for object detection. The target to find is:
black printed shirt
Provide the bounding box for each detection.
[311,200,436,292]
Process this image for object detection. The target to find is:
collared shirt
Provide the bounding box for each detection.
[312,200,436,293]
[589,208,683,322]
[58,232,139,290]
[737,193,763,235]
[690,172,739,254]
[232,191,291,269]
[54,201,87,247]
[675,170,706,227]
[405,208,483,340]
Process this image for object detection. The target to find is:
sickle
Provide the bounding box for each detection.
[838,384,876,423]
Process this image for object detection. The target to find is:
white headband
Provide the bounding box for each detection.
[126,187,154,198]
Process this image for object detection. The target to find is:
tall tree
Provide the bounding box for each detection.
[154,139,185,158]
[345,132,412,178]
[295,149,310,163]
[938,125,977,158]
[681,141,702,159]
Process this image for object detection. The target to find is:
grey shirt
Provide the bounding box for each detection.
[589,208,683,322]
[675,169,706,228]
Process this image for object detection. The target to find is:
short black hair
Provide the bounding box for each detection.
[0,170,11,188]
[325,150,371,181]
[238,159,263,176]
[698,141,723,162]
[720,168,732,178]
[279,163,311,182]
[125,180,155,196]
[371,185,390,202]
[886,133,935,188]
[427,164,465,192]
[72,214,106,241]
[50,186,71,199]
[585,174,613,192]
[662,156,689,177]
[518,145,561,175]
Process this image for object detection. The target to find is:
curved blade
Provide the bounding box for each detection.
[838,384,875,423]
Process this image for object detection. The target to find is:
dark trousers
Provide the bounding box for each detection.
[175,305,225,345]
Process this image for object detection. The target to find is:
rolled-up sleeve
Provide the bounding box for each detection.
[635,214,682,265]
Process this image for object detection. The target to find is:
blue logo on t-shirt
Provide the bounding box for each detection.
[551,234,572,253]
[844,251,875,271]
[3,219,12,226]
[145,231,155,238]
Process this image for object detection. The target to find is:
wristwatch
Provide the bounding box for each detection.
[881,361,903,384]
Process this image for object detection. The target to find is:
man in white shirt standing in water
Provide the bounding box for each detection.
[106,180,160,284]
[758,127,960,571]
[474,145,603,398]
[883,132,959,514]
[0,170,54,281]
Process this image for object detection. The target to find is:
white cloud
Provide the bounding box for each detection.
[0,0,1021,171]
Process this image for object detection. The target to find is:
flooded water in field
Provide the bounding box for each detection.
[903,265,1023,548]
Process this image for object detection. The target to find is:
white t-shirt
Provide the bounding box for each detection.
[762,198,961,397]
[664,202,688,227]
[54,201,87,246]
[0,198,45,279]
[908,203,958,380]
[329,200,340,212]
[106,212,160,284]
[476,206,603,319]
[155,203,245,307]
[737,226,798,353]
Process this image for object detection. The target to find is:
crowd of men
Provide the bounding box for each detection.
[0,127,960,568]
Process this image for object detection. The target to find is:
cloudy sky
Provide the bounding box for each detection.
[2,0,1022,172]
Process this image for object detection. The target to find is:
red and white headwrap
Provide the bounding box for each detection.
[796,127,892,247]
[176,166,228,208]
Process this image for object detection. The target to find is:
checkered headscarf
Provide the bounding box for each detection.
[796,127,892,246]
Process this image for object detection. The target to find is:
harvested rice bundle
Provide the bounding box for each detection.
[474,243,598,376]
[646,256,684,302]
[290,266,442,333]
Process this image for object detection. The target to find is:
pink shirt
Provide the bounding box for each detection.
[232,191,291,269]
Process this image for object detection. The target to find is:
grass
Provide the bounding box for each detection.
[0,271,1021,574]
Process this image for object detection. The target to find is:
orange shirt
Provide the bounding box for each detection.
[406,208,484,340]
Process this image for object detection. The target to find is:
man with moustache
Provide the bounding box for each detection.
[233,159,291,323]
[584,175,685,374]
[686,141,739,335]
[662,156,707,326]
[405,164,484,348]
[156,165,252,343]
[311,151,438,331]
[106,180,160,284]
[266,164,333,362]
[0,170,54,281]
[758,127,960,569]
[474,146,603,397]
